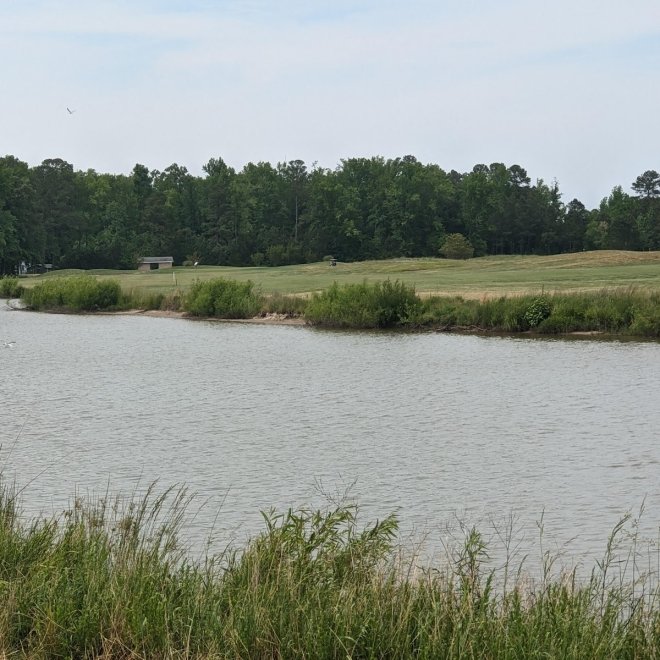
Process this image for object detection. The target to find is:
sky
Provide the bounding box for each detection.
[1,0,659,208]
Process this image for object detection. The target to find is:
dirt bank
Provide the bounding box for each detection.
[111,309,307,325]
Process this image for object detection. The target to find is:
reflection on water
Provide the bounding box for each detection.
[1,301,660,568]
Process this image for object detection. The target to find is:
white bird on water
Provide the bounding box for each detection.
[2,341,15,348]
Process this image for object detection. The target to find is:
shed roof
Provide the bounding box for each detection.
[139,256,174,264]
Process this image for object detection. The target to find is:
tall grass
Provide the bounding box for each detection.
[21,276,121,311]
[305,279,422,328]
[420,289,660,337]
[0,479,658,657]
[302,283,660,336]
[117,287,186,312]
[0,276,24,298]
[259,291,309,316]
[184,278,263,318]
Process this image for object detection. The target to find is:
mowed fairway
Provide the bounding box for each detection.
[22,250,660,299]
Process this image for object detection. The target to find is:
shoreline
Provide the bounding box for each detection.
[106,308,308,325]
[6,301,616,338]
[93,312,648,340]
[6,298,655,340]
[2,300,306,325]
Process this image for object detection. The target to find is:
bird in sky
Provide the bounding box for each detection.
[66,107,76,114]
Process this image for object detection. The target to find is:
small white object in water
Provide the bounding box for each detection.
[2,341,15,348]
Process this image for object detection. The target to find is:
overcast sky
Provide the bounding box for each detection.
[2,0,659,207]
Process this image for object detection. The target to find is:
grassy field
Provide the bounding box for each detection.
[19,250,660,298]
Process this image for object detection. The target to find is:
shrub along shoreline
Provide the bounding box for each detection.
[4,274,660,337]
[0,480,658,658]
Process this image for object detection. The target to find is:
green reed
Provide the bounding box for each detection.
[0,476,658,658]
[304,279,422,328]
[21,276,121,311]
[0,276,24,298]
[184,278,263,318]
[259,291,309,316]
[420,289,660,336]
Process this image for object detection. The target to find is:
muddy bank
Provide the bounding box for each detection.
[110,308,307,325]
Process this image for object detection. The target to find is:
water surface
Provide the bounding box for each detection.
[1,301,659,568]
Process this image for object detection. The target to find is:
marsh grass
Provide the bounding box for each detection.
[0,474,660,658]
[118,287,186,312]
[259,292,309,316]
[305,279,422,328]
[184,278,263,318]
[302,283,660,336]
[21,276,121,311]
[420,288,660,336]
[17,275,660,337]
[0,479,658,658]
[0,276,23,298]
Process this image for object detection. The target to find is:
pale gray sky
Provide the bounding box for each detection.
[2,0,659,207]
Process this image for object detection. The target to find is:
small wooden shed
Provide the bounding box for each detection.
[138,256,174,271]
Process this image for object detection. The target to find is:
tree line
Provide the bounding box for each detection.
[1,154,659,274]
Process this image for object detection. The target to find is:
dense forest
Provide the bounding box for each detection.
[0,154,659,274]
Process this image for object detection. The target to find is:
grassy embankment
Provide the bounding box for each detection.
[5,250,660,335]
[13,250,660,297]
[0,480,658,658]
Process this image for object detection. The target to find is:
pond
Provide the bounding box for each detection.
[2,301,659,570]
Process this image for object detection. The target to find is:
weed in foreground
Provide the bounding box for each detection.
[0,479,658,657]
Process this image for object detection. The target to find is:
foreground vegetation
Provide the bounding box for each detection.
[0,480,657,658]
[9,270,660,336]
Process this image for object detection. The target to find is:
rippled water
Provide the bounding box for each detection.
[1,301,660,568]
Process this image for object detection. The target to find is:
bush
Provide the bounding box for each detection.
[630,315,660,337]
[439,233,474,260]
[0,277,23,298]
[184,278,262,318]
[310,288,660,337]
[265,244,288,266]
[72,279,121,310]
[304,280,421,328]
[22,276,121,311]
[476,296,531,331]
[250,252,266,266]
[580,292,634,331]
[524,296,552,328]
[629,307,660,337]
